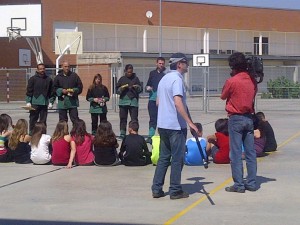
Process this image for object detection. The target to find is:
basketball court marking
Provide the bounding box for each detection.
[163,130,300,225]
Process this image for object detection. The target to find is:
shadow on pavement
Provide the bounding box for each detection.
[256,175,276,190]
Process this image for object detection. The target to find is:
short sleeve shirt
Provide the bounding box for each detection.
[157,70,187,130]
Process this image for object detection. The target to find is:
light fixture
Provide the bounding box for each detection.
[146,11,153,19]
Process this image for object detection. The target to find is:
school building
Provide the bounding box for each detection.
[1,0,300,101]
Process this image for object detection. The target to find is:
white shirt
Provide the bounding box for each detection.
[30,134,52,164]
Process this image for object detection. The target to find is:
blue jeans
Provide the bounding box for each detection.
[152,128,186,195]
[228,114,257,190]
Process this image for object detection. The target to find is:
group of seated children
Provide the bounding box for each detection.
[0,113,151,168]
[180,111,277,166]
[0,111,277,167]
[184,119,230,166]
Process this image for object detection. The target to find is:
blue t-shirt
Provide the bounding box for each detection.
[184,137,207,166]
[157,70,187,130]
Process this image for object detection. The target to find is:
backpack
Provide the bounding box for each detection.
[150,136,160,165]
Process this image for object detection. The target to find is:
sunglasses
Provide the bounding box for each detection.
[180,60,189,65]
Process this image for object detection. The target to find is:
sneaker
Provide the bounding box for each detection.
[152,190,165,198]
[170,190,189,200]
[145,137,152,144]
[245,186,257,192]
[225,185,245,193]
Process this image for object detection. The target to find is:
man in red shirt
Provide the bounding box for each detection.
[221,52,257,193]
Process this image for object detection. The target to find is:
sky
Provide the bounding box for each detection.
[169,0,300,10]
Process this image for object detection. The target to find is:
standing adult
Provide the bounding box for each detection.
[116,64,142,140]
[151,53,198,200]
[53,61,83,124]
[86,73,110,135]
[26,63,54,134]
[145,57,166,143]
[221,52,258,193]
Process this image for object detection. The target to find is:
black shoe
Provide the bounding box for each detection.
[145,137,152,145]
[170,190,189,200]
[152,190,165,198]
[225,186,245,193]
[245,186,257,192]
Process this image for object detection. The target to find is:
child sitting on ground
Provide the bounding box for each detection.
[184,123,207,166]
[30,122,52,165]
[8,119,32,164]
[0,114,14,162]
[254,117,266,157]
[206,118,230,164]
[93,121,120,166]
[119,121,151,166]
[256,111,277,152]
[70,119,94,166]
[51,121,73,168]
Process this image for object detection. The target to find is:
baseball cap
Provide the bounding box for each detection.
[169,52,188,64]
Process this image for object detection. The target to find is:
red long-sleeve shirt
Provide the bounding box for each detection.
[221,72,257,116]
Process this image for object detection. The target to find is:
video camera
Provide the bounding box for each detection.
[246,56,264,84]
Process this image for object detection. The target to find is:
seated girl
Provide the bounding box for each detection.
[30,122,52,165]
[70,119,94,166]
[51,121,73,168]
[93,121,120,166]
[0,114,14,162]
[8,119,32,164]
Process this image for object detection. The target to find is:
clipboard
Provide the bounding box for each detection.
[22,106,36,111]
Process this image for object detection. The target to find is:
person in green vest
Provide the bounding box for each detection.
[145,57,166,144]
[53,61,83,124]
[26,63,55,134]
[116,64,142,140]
[86,73,110,135]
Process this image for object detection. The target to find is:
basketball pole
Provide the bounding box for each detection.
[26,37,43,64]
[55,35,82,75]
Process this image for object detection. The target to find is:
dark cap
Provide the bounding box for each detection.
[169,52,188,64]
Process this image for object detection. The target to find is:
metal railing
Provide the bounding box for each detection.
[1,65,300,111]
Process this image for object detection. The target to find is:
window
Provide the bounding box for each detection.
[254,37,269,55]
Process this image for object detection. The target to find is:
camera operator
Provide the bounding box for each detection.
[221,52,258,193]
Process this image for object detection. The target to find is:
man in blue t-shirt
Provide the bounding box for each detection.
[151,52,198,200]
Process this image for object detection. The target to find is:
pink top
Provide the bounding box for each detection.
[52,137,71,165]
[71,135,94,165]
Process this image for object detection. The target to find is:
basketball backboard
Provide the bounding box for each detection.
[193,54,210,67]
[0,4,42,37]
[55,32,83,55]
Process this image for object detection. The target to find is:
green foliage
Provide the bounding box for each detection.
[263,76,300,99]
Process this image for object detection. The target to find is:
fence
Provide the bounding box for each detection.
[1,65,300,111]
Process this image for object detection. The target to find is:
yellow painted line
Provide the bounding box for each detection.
[164,177,233,225]
[277,131,300,149]
[164,130,300,225]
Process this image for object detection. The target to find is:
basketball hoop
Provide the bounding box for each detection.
[7,27,21,42]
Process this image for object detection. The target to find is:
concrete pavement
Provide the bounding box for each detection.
[0,98,300,225]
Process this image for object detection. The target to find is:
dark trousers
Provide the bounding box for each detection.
[29,105,48,133]
[59,108,79,124]
[91,113,107,135]
[148,100,158,130]
[119,105,138,135]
